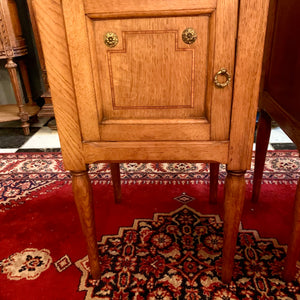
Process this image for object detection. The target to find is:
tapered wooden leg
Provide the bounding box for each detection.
[5,58,30,135]
[110,163,122,203]
[71,170,101,280]
[252,110,272,202]
[210,163,219,204]
[283,178,300,282]
[222,170,246,283]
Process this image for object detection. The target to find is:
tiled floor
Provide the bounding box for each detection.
[0,117,297,153]
[0,118,61,153]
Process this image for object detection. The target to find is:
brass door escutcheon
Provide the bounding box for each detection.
[214,68,231,88]
[104,32,119,48]
[182,28,197,44]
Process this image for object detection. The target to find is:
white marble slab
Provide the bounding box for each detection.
[253,143,275,151]
[269,127,293,144]
[0,148,18,153]
[20,127,60,149]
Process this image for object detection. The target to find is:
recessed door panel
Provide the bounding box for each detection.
[110,31,194,110]
[94,16,209,120]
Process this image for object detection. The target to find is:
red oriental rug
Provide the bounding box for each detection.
[0,151,299,299]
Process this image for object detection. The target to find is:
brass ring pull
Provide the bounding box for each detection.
[182,28,197,44]
[104,32,119,48]
[214,68,231,88]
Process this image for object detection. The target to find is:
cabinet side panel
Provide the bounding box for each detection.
[33,0,86,170]
[61,0,100,142]
[228,0,270,170]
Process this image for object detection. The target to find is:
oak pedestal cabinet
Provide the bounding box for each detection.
[33,0,269,283]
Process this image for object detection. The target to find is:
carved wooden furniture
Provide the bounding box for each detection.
[33,0,269,283]
[0,0,39,135]
[253,0,300,282]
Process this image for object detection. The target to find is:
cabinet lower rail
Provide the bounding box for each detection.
[83,140,229,163]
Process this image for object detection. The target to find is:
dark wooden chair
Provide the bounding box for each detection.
[252,0,300,282]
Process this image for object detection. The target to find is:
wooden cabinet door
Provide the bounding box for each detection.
[65,0,238,142]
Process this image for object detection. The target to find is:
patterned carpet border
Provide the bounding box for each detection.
[0,151,299,184]
[0,151,299,212]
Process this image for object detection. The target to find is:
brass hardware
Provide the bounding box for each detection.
[182,28,197,44]
[214,68,231,88]
[104,32,119,48]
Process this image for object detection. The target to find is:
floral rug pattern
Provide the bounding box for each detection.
[0,151,299,298]
[1,248,52,280]
[76,206,300,300]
